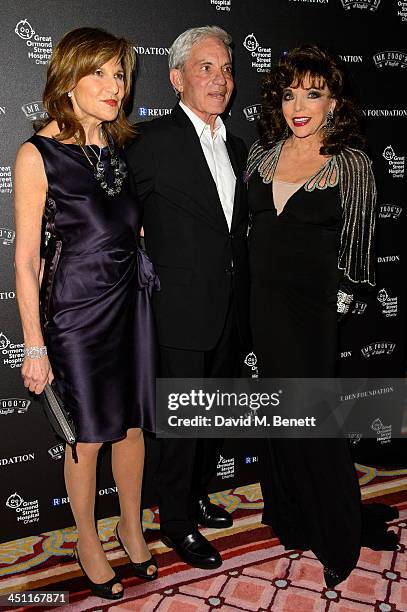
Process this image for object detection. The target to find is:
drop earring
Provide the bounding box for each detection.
[67,91,72,98]
[325,109,334,135]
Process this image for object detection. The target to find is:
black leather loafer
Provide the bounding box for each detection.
[197,497,233,529]
[161,530,222,569]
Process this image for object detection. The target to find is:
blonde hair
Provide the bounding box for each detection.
[43,27,136,146]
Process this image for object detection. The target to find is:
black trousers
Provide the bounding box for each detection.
[157,298,241,537]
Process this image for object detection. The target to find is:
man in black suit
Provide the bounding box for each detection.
[126,26,250,569]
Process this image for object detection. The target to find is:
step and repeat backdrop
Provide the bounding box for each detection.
[0,0,405,542]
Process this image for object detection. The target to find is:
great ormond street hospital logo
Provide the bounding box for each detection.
[382,145,405,179]
[0,332,10,350]
[243,34,259,52]
[14,18,52,65]
[244,352,259,378]
[0,331,25,369]
[383,146,395,161]
[210,0,232,11]
[243,34,271,73]
[216,455,235,479]
[5,491,40,524]
[15,19,35,40]
[371,418,392,444]
[377,288,398,318]
[6,492,24,509]
[0,166,12,194]
[397,1,407,22]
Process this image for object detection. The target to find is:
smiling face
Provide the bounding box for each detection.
[70,56,125,127]
[170,36,234,127]
[282,73,336,140]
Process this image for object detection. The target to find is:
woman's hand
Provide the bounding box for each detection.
[21,356,54,394]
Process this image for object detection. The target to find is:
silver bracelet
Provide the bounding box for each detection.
[337,290,354,314]
[24,345,47,359]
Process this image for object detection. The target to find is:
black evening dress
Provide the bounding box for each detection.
[248,164,362,585]
[28,135,158,442]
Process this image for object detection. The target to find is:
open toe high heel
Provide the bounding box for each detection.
[73,545,124,600]
[115,524,158,581]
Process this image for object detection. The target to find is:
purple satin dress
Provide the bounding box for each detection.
[28,135,158,442]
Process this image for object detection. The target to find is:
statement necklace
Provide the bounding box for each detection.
[75,132,126,197]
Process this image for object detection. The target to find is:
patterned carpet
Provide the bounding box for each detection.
[0,465,406,611]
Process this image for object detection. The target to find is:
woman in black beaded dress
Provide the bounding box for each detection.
[246,44,398,588]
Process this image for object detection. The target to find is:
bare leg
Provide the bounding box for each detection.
[112,428,155,575]
[64,443,123,593]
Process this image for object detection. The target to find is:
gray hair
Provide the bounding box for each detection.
[168,25,233,71]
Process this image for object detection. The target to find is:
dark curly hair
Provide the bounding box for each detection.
[259,44,365,155]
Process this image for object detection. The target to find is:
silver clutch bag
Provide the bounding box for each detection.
[41,383,77,461]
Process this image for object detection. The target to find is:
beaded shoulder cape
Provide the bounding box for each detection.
[246,139,376,287]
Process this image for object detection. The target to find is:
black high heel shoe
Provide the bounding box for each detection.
[73,546,124,600]
[115,523,158,581]
[323,565,349,589]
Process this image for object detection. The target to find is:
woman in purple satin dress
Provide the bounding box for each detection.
[14,28,158,599]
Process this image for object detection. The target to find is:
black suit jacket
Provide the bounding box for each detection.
[126,103,250,351]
